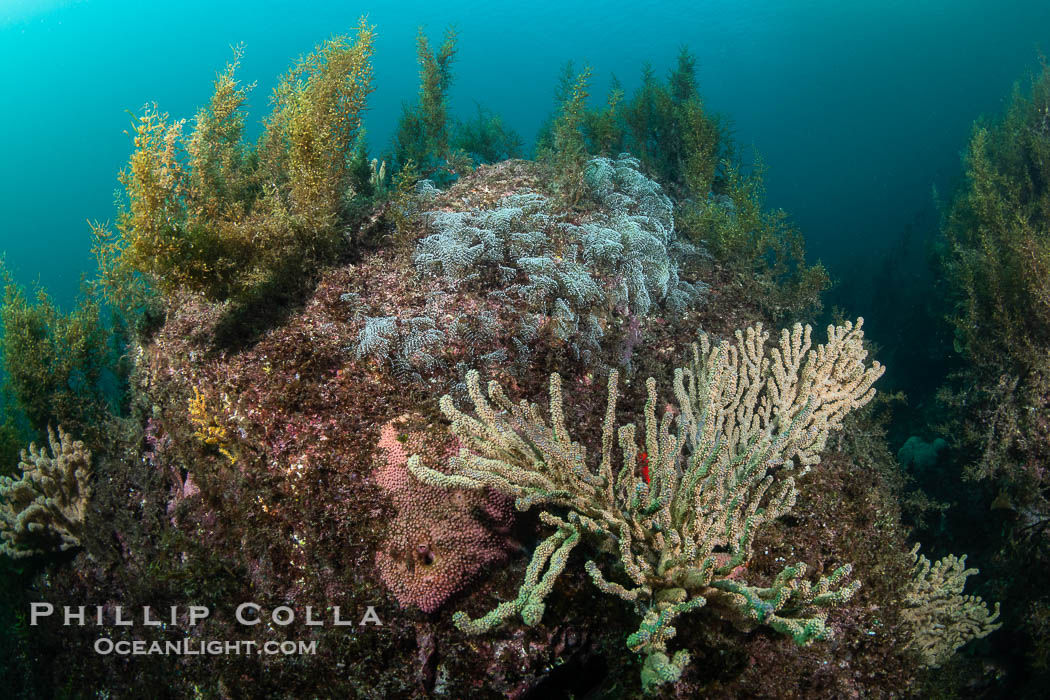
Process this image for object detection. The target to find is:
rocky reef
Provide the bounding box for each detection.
[0,157,978,699]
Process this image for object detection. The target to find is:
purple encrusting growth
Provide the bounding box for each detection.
[373,414,515,613]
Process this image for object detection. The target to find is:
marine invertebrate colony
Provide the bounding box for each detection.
[374,415,514,613]
[0,427,91,558]
[412,155,706,368]
[410,319,884,691]
[900,544,1002,668]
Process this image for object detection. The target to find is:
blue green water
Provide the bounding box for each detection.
[3,0,1049,309]
[4,3,1050,695]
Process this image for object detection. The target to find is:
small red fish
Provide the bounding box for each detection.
[639,451,650,484]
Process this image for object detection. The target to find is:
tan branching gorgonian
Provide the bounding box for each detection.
[900,544,1002,668]
[0,427,91,558]
[409,319,884,692]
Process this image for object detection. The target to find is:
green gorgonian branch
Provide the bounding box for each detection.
[409,319,884,692]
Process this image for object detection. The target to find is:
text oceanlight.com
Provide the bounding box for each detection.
[29,602,383,656]
[94,639,318,656]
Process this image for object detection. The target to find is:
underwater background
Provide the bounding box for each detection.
[3,0,1049,305]
[2,0,1050,697]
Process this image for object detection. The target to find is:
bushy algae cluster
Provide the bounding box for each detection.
[0,17,1009,699]
[933,59,1050,678]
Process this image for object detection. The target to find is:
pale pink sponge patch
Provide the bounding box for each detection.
[374,414,514,613]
